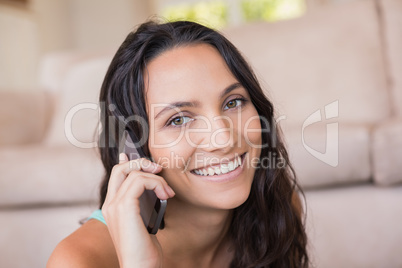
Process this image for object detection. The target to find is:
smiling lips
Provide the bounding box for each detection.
[191,154,244,176]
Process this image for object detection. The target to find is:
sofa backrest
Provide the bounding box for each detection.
[42,0,395,149]
[223,0,395,188]
[223,0,390,129]
[43,55,113,147]
[37,0,399,189]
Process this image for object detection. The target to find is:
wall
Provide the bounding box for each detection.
[0,0,153,91]
[0,0,365,91]
[0,4,39,90]
[68,0,151,50]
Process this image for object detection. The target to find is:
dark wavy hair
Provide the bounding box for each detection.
[98,20,309,267]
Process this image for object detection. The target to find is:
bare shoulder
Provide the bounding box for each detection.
[47,219,119,268]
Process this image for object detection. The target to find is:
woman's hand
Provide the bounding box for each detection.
[101,153,175,268]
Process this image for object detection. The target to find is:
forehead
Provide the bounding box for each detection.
[144,44,237,108]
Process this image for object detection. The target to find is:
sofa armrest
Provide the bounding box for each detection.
[0,90,53,146]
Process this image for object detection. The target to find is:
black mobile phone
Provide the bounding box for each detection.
[119,130,167,234]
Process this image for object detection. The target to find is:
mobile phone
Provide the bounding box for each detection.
[119,129,167,234]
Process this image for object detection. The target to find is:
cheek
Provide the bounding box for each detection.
[242,109,262,148]
[149,134,194,185]
[149,120,192,167]
[149,127,186,150]
[149,145,190,199]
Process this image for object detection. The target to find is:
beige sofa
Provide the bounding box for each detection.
[1,0,402,267]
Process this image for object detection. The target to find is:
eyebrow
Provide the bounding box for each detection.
[154,82,243,119]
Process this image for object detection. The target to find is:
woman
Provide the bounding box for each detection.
[48,20,309,268]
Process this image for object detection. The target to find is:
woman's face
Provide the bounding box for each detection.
[145,44,261,210]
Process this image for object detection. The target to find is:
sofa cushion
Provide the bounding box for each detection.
[0,91,52,146]
[283,123,371,188]
[44,56,113,147]
[0,145,104,206]
[371,118,402,185]
[305,184,402,267]
[223,0,390,127]
[38,50,114,93]
[380,0,402,117]
[0,204,96,268]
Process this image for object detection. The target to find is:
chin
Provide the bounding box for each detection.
[200,182,253,211]
[219,194,250,210]
[192,153,256,210]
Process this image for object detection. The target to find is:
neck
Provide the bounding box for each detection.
[156,197,234,267]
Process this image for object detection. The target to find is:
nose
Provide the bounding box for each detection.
[197,115,238,153]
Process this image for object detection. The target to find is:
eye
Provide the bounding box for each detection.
[168,116,193,126]
[224,98,243,110]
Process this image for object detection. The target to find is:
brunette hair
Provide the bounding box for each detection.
[98,20,309,267]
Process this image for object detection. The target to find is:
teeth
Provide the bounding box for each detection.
[220,164,229,174]
[193,154,243,176]
[214,167,221,175]
[228,161,234,170]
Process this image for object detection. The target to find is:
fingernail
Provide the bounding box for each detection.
[167,186,175,197]
[119,153,127,162]
[153,162,162,170]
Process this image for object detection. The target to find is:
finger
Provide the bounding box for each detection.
[116,172,175,201]
[119,153,128,164]
[128,158,162,174]
[116,174,173,202]
[106,159,163,201]
[164,184,176,197]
